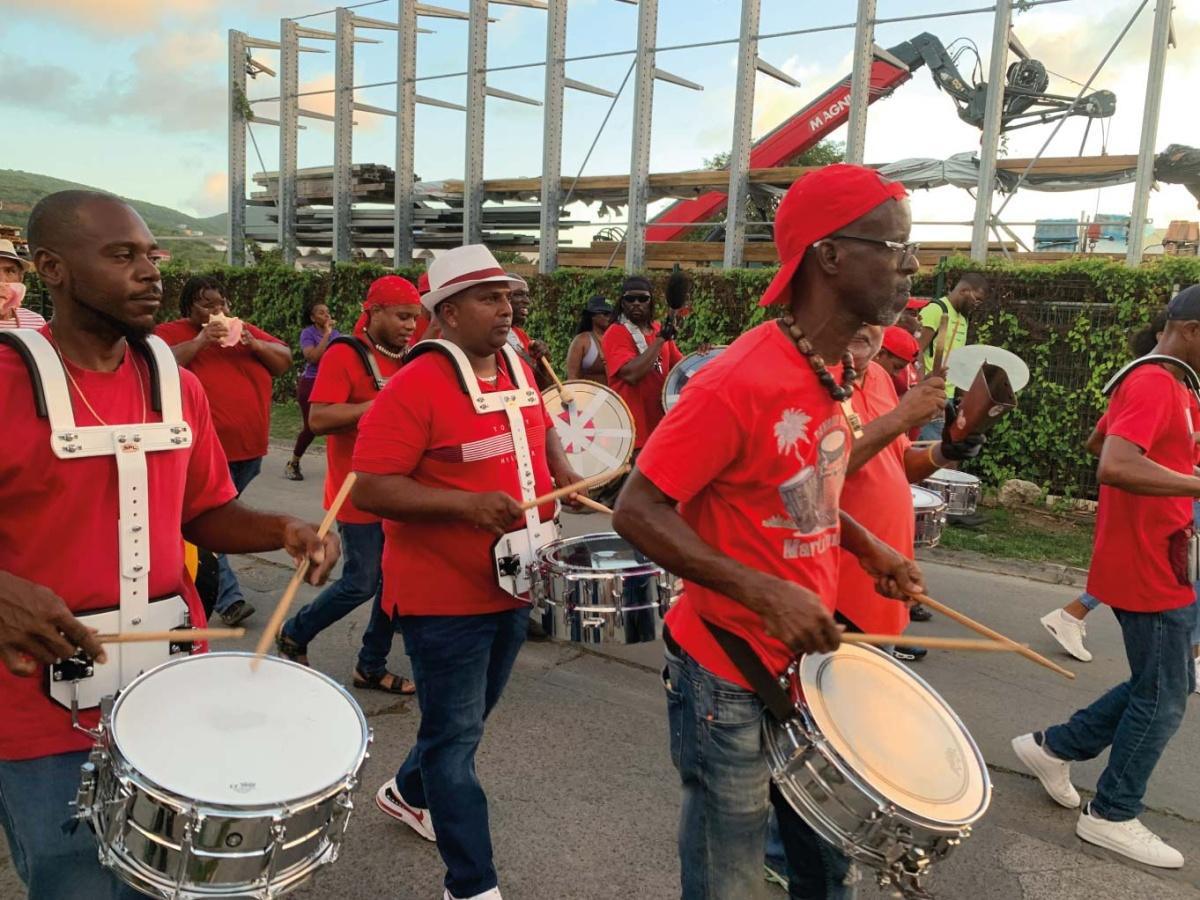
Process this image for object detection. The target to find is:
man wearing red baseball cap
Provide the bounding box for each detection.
[276,276,423,695]
[877,324,921,398]
[615,164,926,898]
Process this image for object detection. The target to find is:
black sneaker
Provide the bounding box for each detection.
[909,604,933,622]
[891,645,927,662]
[219,599,256,627]
[284,459,304,481]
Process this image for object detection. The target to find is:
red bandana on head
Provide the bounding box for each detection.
[355,275,422,340]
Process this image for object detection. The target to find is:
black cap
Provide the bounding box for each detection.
[585,295,613,314]
[621,275,652,295]
[1166,284,1200,321]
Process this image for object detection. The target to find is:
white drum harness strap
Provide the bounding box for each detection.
[622,319,662,373]
[406,339,559,599]
[0,330,192,716]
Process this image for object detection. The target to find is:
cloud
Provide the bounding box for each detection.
[187,171,229,217]
[8,0,219,33]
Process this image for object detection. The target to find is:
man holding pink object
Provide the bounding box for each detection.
[0,239,44,329]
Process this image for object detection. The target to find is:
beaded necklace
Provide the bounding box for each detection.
[780,315,863,438]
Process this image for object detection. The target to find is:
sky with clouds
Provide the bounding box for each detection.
[2,0,1197,247]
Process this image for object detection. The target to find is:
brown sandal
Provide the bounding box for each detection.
[353,669,416,695]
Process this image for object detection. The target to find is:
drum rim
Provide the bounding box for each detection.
[107,652,371,813]
[536,531,663,577]
[924,468,981,485]
[910,485,948,511]
[794,644,991,826]
[662,345,728,412]
[542,380,636,473]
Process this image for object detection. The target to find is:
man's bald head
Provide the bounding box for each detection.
[27,190,123,255]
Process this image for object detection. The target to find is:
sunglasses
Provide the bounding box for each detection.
[622,293,652,304]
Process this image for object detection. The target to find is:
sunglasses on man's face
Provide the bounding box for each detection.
[622,293,652,304]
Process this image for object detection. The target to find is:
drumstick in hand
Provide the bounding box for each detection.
[97,628,245,644]
[519,466,629,512]
[540,357,575,405]
[844,634,1018,652]
[913,594,1076,679]
[252,472,357,671]
[575,495,615,515]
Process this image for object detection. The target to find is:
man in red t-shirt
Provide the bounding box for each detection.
[0,191,338,899]
[1013,286,1200,870]
[603,275,682,451]
[614,165,924,899]
[277,276,422,695]
[350,244,583,900]
[157,278,292,627]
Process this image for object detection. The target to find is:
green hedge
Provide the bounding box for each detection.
[26,255,1200,497]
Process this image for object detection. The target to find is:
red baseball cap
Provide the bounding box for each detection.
[365,275,421,310]
[880,325,919,364]
[905,296,930,311]
[759,164,908,307]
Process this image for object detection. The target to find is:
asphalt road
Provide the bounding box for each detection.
[3,444,1197,900]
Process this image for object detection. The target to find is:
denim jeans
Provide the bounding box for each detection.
[281,521,395,677]
[664,646,855,900]
[0,751,141,899]
[393,607,530,899]
[1079,591,1100,612]
[214,456,263,614]
[917,418,943,443]
[1044,603,1197,821]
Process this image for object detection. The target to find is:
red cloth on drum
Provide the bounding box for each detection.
[602,321,682,449]
[156,319,288,462]
[835,364,913,636]
[309,341,403,525]
[351,350,556,617]
[1088,365,1196,613]
[637,322,849,690]
[0,328,236,761]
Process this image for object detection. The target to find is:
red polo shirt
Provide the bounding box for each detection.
[1088,365,1198,613]
[352,348,557,617]
[309,340,402,526]
[156,319,288,462]
[836,363,913,636]
[0,330,236,760]
[638,322,849,689]
[603,321,682,449]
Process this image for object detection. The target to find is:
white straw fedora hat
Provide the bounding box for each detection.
[0,239,33,273]
[421,244,524,312]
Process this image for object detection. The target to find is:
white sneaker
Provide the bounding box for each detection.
[1193,657,1199,695]
[1076,806,1184,868]
[375,780,436,842]
[1011,733,1080,808]
[1040,609,1093,662]
[444,889,502,900]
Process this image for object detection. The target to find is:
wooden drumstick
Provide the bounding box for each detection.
[519,466,630,512]
[932,315,963,373]
[97,628,245,644]
[913,593,1076,679]
[540,357,575,405]
[844,633,1019,653]
[252,472,357,671]
[575,495,615,515]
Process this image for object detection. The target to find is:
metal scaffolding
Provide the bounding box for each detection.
[1127,0,1174,265]
[970,0,1012,261]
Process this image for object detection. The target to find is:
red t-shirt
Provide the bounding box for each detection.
[0,332,236,761]
[836,363,913,635]
[1088,365,1196,613]
[156,319,288,462]
[603,321,682,449]
[309,341,403,525]
[352,349,557,617]
[638,322,850,689]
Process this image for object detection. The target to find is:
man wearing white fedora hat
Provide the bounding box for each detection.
[0,239,45,329]
[351,244,585,900]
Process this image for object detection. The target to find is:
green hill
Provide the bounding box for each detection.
[0,170,228,266]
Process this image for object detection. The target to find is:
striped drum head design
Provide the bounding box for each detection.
[542,381,636,480]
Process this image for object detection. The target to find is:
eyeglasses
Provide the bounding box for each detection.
[622,293,652,304]
[826,234,920,260]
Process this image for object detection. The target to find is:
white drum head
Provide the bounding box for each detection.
[111,653,368,807]
[799,644,988,824]
[927,467,980,486]
[910,486,945,510]
[538,532,661,577]
[947,344,1030,393]
[543,381,635,479]
[662,346,727,411]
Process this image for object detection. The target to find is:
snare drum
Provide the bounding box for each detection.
[765,644,990,898]
[911,485,947,548]
[531,532,681,645]
[921,468,981,516]
[662,345,727,411]
[75,653,371,899]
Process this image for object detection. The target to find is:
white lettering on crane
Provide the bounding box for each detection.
[808,94,851,132]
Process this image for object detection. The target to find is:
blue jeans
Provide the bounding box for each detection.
[215,456,263,614]
[393,607,530,899]
[0,751,141,899]
[917,418,943,443]
[281,521,395,677]
[664,646,855,899]
[1044,603,1197,821]
[1079,591,1100,612]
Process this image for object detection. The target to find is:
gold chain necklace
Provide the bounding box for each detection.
[50,332,147,427]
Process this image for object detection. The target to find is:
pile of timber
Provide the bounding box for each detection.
[253,164,396,204]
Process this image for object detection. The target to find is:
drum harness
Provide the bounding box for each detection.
[328,334,390,390]
[405,339,559,600]
[0,330,192,732]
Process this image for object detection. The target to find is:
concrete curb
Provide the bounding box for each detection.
[916,546,1089,588]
